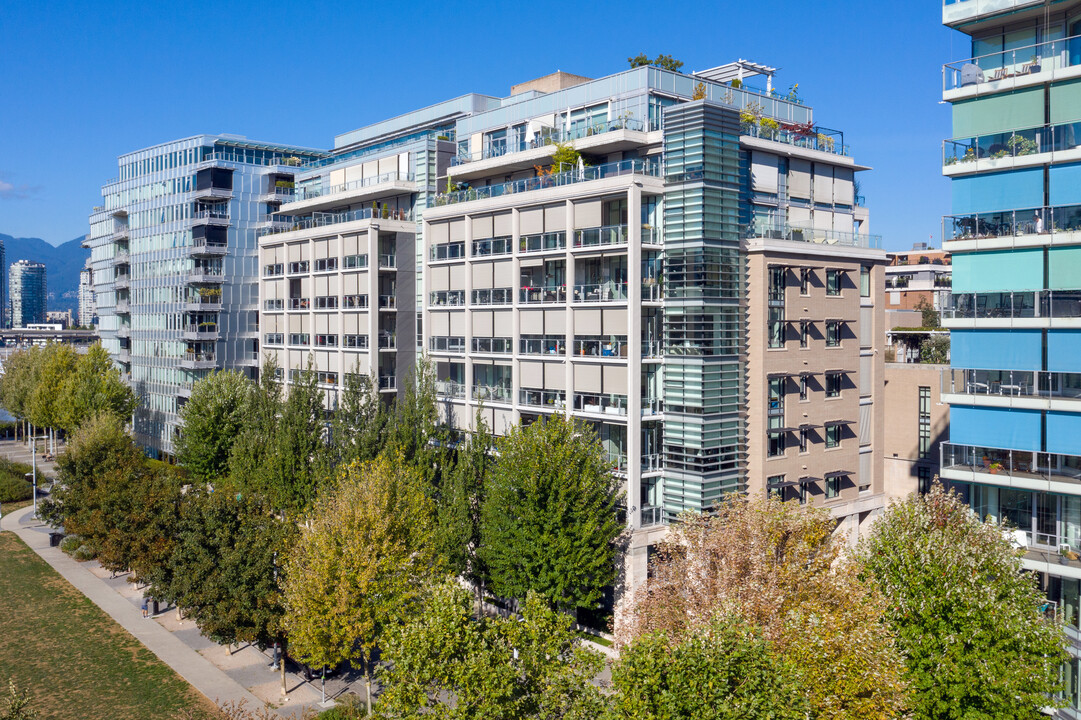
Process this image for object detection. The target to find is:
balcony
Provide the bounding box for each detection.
[429,336,466,354]
[377,333,396,349]
[183,295,222,312]
[379,375,396,391]
[943,289,1081,322]
[114,274,131,290]
[640,505,666,527]
[191,185,233,201]
[944,34,1081,93]
[378,295,396,310]
[519,286,566,304]
[942,368,1081,406]
[518,388,566,409]
[430,242,465,262]
[520,335,566,355]
[115,300,130,314]
[470,288,512,306]
[192,210,230,226]
[573,392,628,416]
[519,232,566,254]
[574,335,628,358]
[573,282,628,304]
[740,122,850,157]
[116,326,131,339]
[943,0,1045,26]
[117,350,131,364]
[261,206,414,237]
[281,172,417,215]
[260,186,295,203]
[448,118,650,179]
[378,254,396,269]
[642,453,665,474]
[182,324,220,341]
[430,290,465,307]
[188,271,224,285]
[943,204,1081,247]
[288,298,310,311]
[744,222,883,249]
[263,299,284,312]
[430,159,661,208]
[436,380,466,399]
[472,385,511,403]
[943,121,1081,174]
[179,352,217,370]
[573,224,628,250]
[112,251,130,266]
[110,225,130,242]
[191,238,228,257]
[941,441,1081,491]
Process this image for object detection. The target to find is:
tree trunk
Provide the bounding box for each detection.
[280,637,288,697]
[364,655,373,715]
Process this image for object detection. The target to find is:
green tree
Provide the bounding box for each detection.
[58,343,138,433]
[479,414,622,614]
[858,482,1067,720]
[627,53,683,72]
[550,142,582,174]
[377,580,606,720]
[611,619,808,720]
[914,295,940,328]
[228,356,282,499]
[0,347,43,433]
[386,356,438,466]
[920,334,950,364]
[264,359,325,513]
[328,364,386,468]
[27,343,78,448]
[618,495,908,720]
[283,454,441,712]
[175,370,252,482]
[433,411,492,582]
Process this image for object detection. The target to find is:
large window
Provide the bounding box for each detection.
[768,474,785,497]
[768,307,785,348]
[826,423,842,448]
[918,466,932,494]
[769,266,786,303]
[826,372,842,398]
[918,386,931,459]
[768,377,786,457]
[800,267,811,295]
[827,269,842,295]
[800,320,810,348]
[799,374,808,401]
[799,427,809,453]
[826,475,840,499]
[826,321,841,347]
[860,265,871,297]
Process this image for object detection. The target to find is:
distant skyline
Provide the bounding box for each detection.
[0,1,960,250]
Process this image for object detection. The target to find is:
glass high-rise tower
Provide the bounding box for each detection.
[9,259,46,328]
[939,1,1081,710]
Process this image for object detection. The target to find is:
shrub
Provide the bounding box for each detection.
[59,535,82,555]
[317,695,366,718]
[0,473,31,503]
[72,544,97,561]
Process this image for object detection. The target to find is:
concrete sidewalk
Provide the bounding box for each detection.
[0,505,323,717]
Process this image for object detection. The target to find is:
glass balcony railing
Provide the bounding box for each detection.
[292,172,416,202]
[943,368,1081,400]
[574,392,628,416]
[574,335,628,358]
[944,34,1081,92]
[519,335,566,355]
[262,206,414,236]
[941,441,1081,489]
[942,289,1081,319]
[430,290,465,307]
[640,505,666,527]
[378,295,396,309]
[519,388,566,408]
[519,286,567,304]
[450,118,647,166]
[471,288,513,306]
[288,297,310,310]
[431,159,660,207]
[573,282,628,303]
[473,385,512,402]
[472,237,512,257]
[379,375,396,390]
[743,222,882,249]
[944,204,1081,241]
[429,336,466,353]
[519,232,566,253]
[379,254,396,268]
[740,122,850,156]
[436,380,465,398]
[430,242,466,261]
[574,224,628,249]
[944,121,1081,167]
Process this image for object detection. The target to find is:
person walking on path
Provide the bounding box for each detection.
[141,596,149,619]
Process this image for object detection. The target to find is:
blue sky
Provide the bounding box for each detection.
[0,0,960,251]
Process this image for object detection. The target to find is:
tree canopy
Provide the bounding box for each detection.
[859,482,1067,720]
[618,495,908,720]
[628,53,684,72]
[175,369,252,482]
[479,414,622,613]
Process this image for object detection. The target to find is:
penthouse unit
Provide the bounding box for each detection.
[939,1,1081,710]
[89,135,327,456]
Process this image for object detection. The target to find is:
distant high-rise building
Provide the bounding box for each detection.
[9,260,47,328]
[78,258,95,327]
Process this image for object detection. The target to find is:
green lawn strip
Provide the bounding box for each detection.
[0,531,218,719]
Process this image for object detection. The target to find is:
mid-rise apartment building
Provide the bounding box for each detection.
[9,260,46,328]
[939,2,1081,710]
[884,245,952,312]
[89,135,327,455]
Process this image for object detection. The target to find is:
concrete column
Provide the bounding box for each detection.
[335,231,345,396]
[368,224,379,384]
[511,208,521,424]
[421,219,432,357]
[627,184,643,530]
[463,215,474,414]
[564,200,575,407]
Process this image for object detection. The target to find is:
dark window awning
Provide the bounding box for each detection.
[767,426,798,433]
[772,479,801,489]
[798,476,822,484]
[824,470,852,478]
[826,419,856,426]
[799,422,822,429]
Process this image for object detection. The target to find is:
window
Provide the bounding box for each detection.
[768,266,786,303]
[918,386,931,459]
[826,372,842,398]
[826,475,841,499]
[263,263,283,277]
[797,481,808,505]
[826,423,842,448]
[263,333,283,345]
[344,334,368,348]
[768,377,785,457]
[826,321,841,347]
[315,295,338,309]
[315,334,338,347]
[860,265,870,297]
[799,427,809,453]
[288,260,309,274]
[317,371,338,385]
[315,258,338,272]
[800,320,810,348]
[289,333,310,346]
[343,254,368,269]
[343,294,368,308]
[800,267,811,295]
[767,474,785,497]
[799,374,808,401]
[769,432,786,457]
[768,307,785,348]
[918,466,932,494]
[826,269,841,295]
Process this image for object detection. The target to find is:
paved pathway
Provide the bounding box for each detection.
[0,505,329,717]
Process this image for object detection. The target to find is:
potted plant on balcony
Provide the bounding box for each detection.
[989,461,1004,475]
[1060,545,1078,564]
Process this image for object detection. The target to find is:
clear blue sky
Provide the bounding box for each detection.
[0,0,961,251]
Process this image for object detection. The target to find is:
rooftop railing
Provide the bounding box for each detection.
[262,206,414,235]
[944,34,1081,91]
[292,171,416,202]
[740,122,850,156]
[744,222,882,249]
[431,159,660,208]
[450,118,647,166]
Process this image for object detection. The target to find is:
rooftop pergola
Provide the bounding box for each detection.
[693,60,778,92]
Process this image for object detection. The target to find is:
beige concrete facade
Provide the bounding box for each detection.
[510,71,593,96]
[883,362,949,502]
[745,240,888,543]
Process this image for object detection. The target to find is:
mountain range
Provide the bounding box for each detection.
[0,233,91,314]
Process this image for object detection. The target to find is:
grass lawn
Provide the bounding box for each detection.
[0,531,218,719]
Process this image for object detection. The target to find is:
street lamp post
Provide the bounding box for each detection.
[30,433,38,519]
